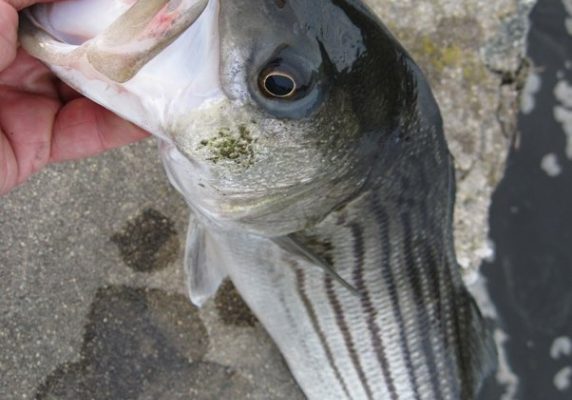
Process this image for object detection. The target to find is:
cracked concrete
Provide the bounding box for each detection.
[0,1,535,399]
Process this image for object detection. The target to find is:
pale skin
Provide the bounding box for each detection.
[0,0,150,195]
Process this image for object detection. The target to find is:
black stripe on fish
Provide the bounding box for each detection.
[371,192,422,400]
[446,269,474,399]
[350,222,399,400]
[324,275,374,399]
[444,160,475,398]
[420,240,461,399]
[295,268,352,398]
[415,166,445,344]
[400,209,443,400]
[416,161,462,398]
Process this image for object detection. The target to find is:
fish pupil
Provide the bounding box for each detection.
[263,73,296,98]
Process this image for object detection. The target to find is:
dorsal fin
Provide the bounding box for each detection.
[184,215,228,307]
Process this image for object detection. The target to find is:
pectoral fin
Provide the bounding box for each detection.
[184,215,228,307]
[272,235,359,295]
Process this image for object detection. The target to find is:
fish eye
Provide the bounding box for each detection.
[256,56,313,102]
[251,49,325,118]
[260,71,297,98]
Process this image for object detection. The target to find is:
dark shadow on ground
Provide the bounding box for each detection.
[479,0,572,398]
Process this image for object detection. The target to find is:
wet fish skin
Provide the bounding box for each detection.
[213,5,496,395]
[19,0,497,398]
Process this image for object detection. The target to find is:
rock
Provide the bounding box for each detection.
[366,0,536,275]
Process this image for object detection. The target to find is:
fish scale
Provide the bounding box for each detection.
[214,136,484,399]
[209,179,480,399]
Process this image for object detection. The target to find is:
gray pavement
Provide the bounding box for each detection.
[0,141,303,400]
[1,1,534,399]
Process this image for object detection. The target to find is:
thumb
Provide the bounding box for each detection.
[5,1,59,11]
[0,1,18,71]
[49,98,150,163]
[0,1,61,71]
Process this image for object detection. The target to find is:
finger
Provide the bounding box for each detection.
[0,1,18,71]
[0,49,58,98]
[1,1,64,72]
[49,98,150,163]
[56,81,82,102]
[5,0,59,11]
[0,131,19,195]
[0,89,59,185]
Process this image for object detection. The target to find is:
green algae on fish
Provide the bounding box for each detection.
[199,125,256,166]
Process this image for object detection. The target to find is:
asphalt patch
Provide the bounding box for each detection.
[111,208,179,273]
[33,286,258,399]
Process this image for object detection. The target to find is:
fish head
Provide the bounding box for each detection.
[20,0,438,236]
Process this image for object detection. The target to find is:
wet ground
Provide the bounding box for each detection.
[0,144,304,400]
[479,0,572,398]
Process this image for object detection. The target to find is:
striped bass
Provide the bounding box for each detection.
[19,0,497,398]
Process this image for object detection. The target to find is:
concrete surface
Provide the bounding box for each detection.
[0,1,534,399]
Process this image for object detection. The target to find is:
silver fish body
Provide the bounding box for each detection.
[20,0,496,398]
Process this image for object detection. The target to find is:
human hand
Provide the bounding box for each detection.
[0,0,150,195]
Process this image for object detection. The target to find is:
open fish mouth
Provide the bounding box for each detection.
[21,0,209,83]
[19,0,222,139]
